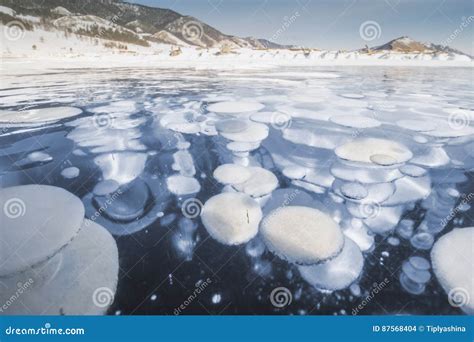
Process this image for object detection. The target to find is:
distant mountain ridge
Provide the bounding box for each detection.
[0,0,292,49]
[370,36,471,58]
[0,0,470,59]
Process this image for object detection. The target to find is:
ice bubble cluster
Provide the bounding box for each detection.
[3,67,474,314]
[400,256,431,295]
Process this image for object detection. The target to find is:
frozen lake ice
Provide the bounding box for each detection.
[0,66,473,315]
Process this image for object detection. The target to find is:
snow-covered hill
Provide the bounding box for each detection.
[0,3,471,67]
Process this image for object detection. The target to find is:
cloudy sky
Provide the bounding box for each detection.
[131,0,473,54]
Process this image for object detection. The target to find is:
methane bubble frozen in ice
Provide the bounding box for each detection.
[409,256,430,271]
[0,220,119,315]
[260,206,344,265]
[95,152,147,185]
[335,138,412,165]
[250,111,290,125]
[410,232,434,250]
[402,260,431,283]
[233,167,278,197]
[0,185,84,277]
[331,161,403,184]
[282,166,307,180]
[167,175,201,196]
[215,119,248,133]
[207,101,265,114]
[431,227,474,314]
[93,179,149,222]
[369,154,398,166]
[245,237,266,258]
[213,164,252,185]
[329,115,381,129]
[399,164,427,177]
[340,182,368,200]
[298,237,363,291]
[61,167,80,179]
[226,141,260,153]
[0,106,82,126]
[93,179,120,196]
[200,192,262,245]
[339,93,365,99]
[166,122,201,134]
[220,122,269,143]
[396,119,437,132]
[342,220,374,252]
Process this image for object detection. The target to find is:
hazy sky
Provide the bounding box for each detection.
[131,0,473,54]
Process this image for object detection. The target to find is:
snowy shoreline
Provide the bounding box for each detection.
[1,53,472,75]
